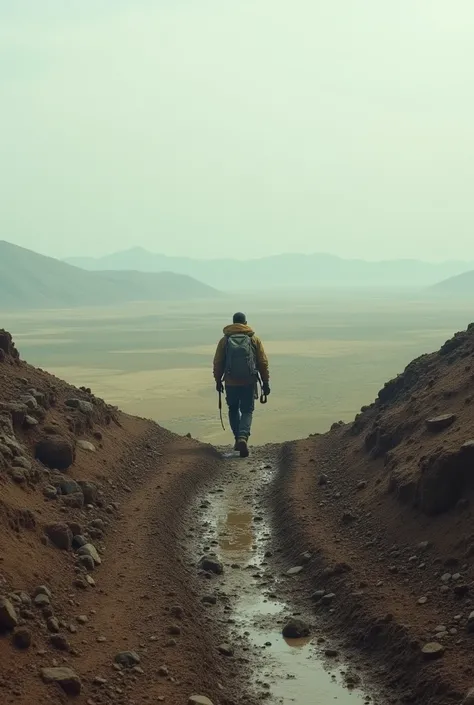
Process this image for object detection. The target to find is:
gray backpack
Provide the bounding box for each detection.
[224,333,257,380]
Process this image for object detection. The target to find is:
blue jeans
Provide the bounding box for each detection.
[225,384,255,440]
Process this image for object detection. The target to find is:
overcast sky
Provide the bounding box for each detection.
[2,1,474,261]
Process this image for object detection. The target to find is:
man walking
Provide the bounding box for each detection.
[213,312,270,457]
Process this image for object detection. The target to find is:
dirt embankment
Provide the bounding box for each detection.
[270,323,474,704]
[0,330,241,705]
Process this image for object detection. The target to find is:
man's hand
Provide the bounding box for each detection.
[216,380,224,393]
[262,382,270,396]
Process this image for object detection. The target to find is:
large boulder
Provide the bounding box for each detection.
[35,436,74,471]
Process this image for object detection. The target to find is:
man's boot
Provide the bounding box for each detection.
[236,437,249,458]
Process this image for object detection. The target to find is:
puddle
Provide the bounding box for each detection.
[195,451,372,705]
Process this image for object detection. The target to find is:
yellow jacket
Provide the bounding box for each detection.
[213,323,269,386]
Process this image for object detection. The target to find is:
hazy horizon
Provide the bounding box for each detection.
[3,2,474,261]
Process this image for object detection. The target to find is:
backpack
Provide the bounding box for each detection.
[224,333,257,381]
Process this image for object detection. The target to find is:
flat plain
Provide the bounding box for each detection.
[3,291,472,444]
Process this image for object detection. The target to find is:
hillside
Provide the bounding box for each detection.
[0,241,219,309]
[0,329,246,705]
[276,321,474,704]
[65,247,474,290]
[430,268,474,296]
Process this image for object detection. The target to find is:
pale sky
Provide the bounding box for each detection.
[2,1,474,261]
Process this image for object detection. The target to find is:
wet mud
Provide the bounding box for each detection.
[188,446,373,704]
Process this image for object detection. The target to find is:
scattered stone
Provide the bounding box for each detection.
[114,651,140,668]
[85,575,96,587]
[77,543,101,565]
[72,535,88,550]
[74,577,89,590]
[421,642,445,660]
[318,474,328,486]
[24,415,38,428]
[77,440,96,452]
[50,634,70,651]
[158,665,169,677]
[34,585,52,600]
[426,414,456,432]
[12,627,32,649]
[217,643,234,656]
[188,697,214,705]
[357,480,368,490]
[282,618,310,639]
[198,556,224,575]
[418,597,428,605]
[311,590,326,601]
[0,597,18,631]
[93,676,107,686]
[300,551,312,564]
[34,594,50,608]
[78,555,95,572]
[43,485,57,500]
[35,436,74,471]
[47,617,60,633]
[441,573,452,583]
[78,481,98,505]
[65,398,94,414]
[466,611,474,633]
[77,615,88,624]
[12,468,27,483]
[63,493,84,509]
[325,648,339,657]
[286,566,304,576]
[45,523,73,551]
[41,667,82,695]
[322,593,336,605]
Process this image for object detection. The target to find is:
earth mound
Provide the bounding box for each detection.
[275,322,474,705]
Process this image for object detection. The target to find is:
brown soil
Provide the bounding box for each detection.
[3,320,474,705]
[270,323,474,704]
[0,331,244,705]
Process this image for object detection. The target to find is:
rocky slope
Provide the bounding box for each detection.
[0,329,236,705]
[274,322,474,704]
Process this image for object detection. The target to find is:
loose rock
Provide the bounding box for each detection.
[188,697,214,705]
[45,523,73,551]
[282,618,310,639]
[114,651,140,668]
[426,414,456,432]
[421,642,445,660]
[198,556,224,575]
[41,667,82,695]
[50,634,70,651]
[77,543,101,565]
[0,597,18,631]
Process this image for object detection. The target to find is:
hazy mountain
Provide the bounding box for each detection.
[0,241,219,309]
[65,247,474,290]
[429,269,474,296]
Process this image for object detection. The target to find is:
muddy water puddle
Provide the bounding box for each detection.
[194,449,372,705]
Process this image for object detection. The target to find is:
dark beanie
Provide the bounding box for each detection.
[233,312,247,324]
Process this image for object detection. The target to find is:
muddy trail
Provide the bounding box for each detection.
[186,446,374,705]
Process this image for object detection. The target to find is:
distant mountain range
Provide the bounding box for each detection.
[429,269,474,296]
[0,241,219,309]
[65,247,474,290]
